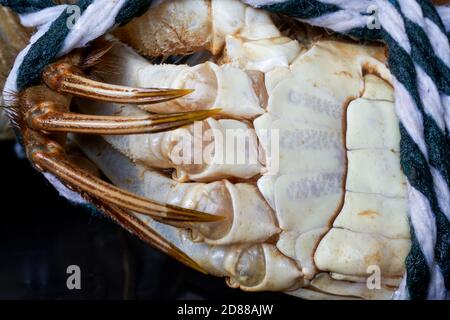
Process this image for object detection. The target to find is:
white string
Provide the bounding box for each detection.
[19,5,67,28]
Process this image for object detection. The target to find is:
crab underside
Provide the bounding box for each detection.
[1,0,411,300]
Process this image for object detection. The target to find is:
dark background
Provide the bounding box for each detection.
[0,140,290,300]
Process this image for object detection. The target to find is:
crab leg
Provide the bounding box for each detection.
[27,106,219,134]
[89,42,266,118]
[29,141,221,223]
[42,62,193,105]
[21,79,216,135]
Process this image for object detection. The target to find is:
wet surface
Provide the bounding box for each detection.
[0,141,291,300]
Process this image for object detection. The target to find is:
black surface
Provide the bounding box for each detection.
[0,140,290,300]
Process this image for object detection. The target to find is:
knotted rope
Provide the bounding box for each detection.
[1,0,449,300]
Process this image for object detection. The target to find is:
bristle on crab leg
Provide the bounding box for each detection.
[28,107,220,134]
[94,199,207,274]
[26,132,222,223]
[42,62,193,104]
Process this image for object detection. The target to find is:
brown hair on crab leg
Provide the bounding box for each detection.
[39,42,193,105]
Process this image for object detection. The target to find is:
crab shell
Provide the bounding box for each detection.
[71,0,410,299]
[2,0,411,300]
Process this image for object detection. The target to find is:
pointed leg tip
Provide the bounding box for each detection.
[43,63,194,105]
[148,88,194,102]
[192,263,209,275]
[178,88,194,96]
[146,88,194,99]
[169,206,227,223]
[184,259,209,275]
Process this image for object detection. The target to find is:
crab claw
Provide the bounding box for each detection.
[42,62,193,105]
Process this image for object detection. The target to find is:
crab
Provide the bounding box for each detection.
[1,0,412,300]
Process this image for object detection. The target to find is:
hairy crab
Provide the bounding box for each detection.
[1,0,412,299]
